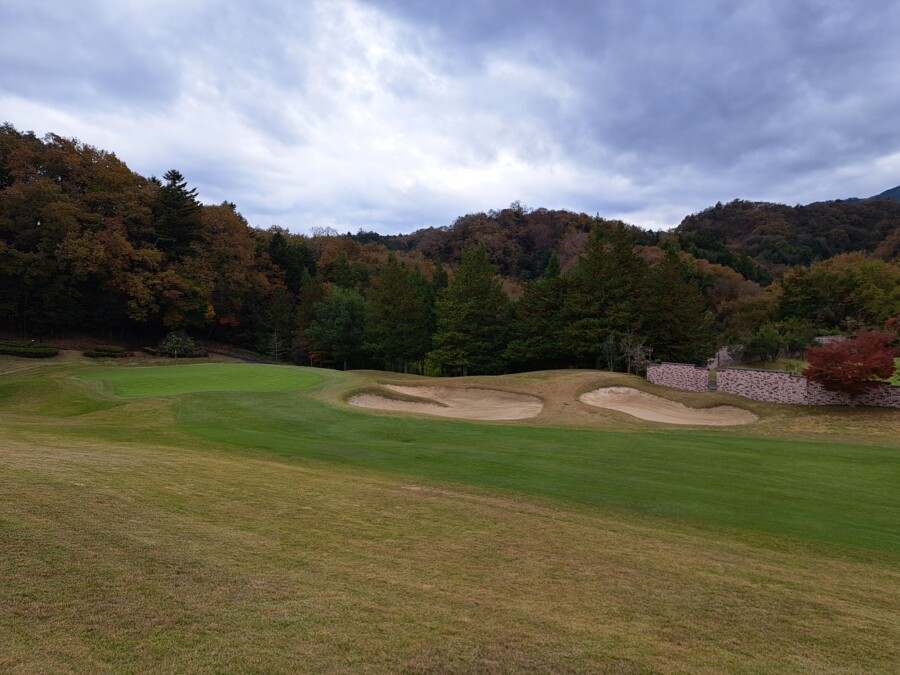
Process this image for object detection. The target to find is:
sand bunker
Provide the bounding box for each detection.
[349,384,543,420]
[579,386,758,426]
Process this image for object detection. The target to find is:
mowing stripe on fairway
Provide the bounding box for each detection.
[175,391,900,558]
[80,363,321,397]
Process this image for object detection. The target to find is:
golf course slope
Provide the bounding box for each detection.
[2,358,899,672]
[580,386,758,425]
[348,384,543,420]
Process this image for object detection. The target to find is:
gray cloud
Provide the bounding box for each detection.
[2,0,899,234]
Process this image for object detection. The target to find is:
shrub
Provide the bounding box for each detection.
[84,345,133,358]
[0,342,60,358]
[1,340,36,348]
[160,333,199,358]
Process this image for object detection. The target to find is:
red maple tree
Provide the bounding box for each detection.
[803,330,900,395]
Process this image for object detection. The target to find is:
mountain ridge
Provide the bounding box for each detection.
[838,184,900,204]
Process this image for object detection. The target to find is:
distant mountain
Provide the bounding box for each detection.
[870,185,900,201]
[369,188,900,285]
[841,185,900,203]
[357,206,657,280]
[674,196,900,282]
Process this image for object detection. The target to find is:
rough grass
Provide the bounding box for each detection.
[2,358,899,672]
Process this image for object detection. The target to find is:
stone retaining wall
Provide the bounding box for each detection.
[649,362,900,407]
[716,368,807,404]
[807,380,900,407]
[646,363,709,392]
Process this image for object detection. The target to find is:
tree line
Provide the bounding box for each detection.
[1,124,898,373]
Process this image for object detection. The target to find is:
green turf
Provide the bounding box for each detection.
[65,364,900,557]
[177,391,900,557]
[4,361,900,671]
[80,363,321,397]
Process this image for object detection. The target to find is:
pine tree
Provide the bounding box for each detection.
[254,288,296,360]
[295,269,326,362]
[505,253,568,370]
[641,249,713,363]
[561,223,647,365]
[267,227,315,294]
[305,286,367,370]
[154,169,202,257]
[364,254,432,372]
[428,246,511,375]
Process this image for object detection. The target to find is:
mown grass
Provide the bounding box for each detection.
[173,391,900,556]
[81,362,320,397]
[2,357,899,672]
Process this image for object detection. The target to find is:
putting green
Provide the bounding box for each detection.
[80,363,321,397]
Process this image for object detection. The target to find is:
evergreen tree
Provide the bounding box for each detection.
[641,249,713,363]
[327,250,369,289]
[364,255,432,372]
[431,260,449,295]
[505,253,568,370]
[294,269,326,362]
[428,246,512,375]
[153,169,202,257]
[253,288,296,360]
[561,223,647,365]
[306,286,367,370]
[267,227,315,294]
[543,251,561,279]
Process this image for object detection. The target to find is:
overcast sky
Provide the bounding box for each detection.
[2,0,899,234]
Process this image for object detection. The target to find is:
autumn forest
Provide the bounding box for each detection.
[2,123,899,374]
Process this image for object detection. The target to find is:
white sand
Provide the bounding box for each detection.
[348,384,543,420]
[579,386,758,426]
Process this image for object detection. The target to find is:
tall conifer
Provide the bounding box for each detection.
[364,254,432,372]
[429,246,511,375]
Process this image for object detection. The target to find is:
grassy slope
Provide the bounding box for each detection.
[2,357,899,672]
[177,392,900,556]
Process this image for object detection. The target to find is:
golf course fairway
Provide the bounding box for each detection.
[2,357,898,672]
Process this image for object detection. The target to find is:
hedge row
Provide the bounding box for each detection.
[0,342,60,358]
[84,345,133,358]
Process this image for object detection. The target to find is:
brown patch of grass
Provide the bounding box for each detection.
[1,433,898,672]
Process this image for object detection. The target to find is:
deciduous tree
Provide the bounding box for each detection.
[803,330,899,396]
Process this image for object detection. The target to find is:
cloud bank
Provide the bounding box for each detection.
[2,0,899,233]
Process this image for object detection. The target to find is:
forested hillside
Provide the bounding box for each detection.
[676,198,900,282]
[2,124,898,373]
[367,204,658,279]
